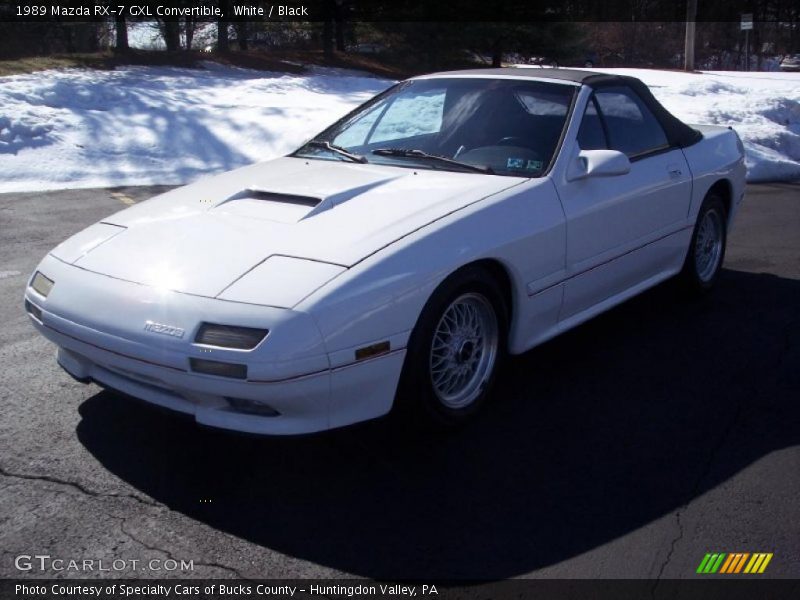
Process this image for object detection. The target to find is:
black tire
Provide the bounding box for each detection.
[680,194,728,292]
[394,265,508,428]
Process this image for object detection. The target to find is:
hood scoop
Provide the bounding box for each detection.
[231,189,321,207]
[211,176,402,224]
[212,188,323,224]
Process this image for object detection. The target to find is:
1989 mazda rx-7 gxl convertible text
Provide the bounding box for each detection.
[25,68,746,434]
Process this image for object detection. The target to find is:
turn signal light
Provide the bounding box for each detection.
[355,341,390,361]
[189,358,247,379]
[25,299,43,321]
[226,397,280,416]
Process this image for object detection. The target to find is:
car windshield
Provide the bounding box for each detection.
[293,77,577,177]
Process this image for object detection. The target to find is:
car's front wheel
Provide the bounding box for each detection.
[681,193,728,292]
[395,265,507,428]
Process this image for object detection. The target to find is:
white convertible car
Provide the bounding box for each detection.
[25,68,746,434]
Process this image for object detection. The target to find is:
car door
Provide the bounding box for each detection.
[556,86,692,321]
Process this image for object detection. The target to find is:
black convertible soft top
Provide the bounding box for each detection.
[426,68,703,148]
[583,73,702,148]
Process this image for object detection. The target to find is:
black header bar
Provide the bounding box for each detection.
[1,0,793,23]
[4,579,800,600]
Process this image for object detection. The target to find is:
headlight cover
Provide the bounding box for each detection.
[31,272,54,298]
[50,222,126,264]
[217,255,345,308]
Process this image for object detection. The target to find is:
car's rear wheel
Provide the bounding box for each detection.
[395,265,507,428]
[681,194,728,292]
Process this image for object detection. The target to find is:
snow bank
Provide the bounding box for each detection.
[0,64,390,193]
[0,64,798,193]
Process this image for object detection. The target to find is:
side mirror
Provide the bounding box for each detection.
[566,149,631,181]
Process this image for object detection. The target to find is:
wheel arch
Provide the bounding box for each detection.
[443,258,516,350]
[393,257,513,424]
[470,259,513,319]
[706,178,733,227]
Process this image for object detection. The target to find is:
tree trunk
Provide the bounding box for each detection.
[323,0,334,57]
[115,16,128,51]
[163,21,180,52]
[185,17,194,50]
[626,22,637,65]
[67,23,98,53]
[491,38,503,67]
[235,22,248,50]
[217,23,229,52]
[323,21,334,56]
[217,0,229,52]
[334,2,345,52]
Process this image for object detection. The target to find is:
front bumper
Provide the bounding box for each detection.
[25,257,406,435]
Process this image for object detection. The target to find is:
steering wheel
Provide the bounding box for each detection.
[497,136,528,147]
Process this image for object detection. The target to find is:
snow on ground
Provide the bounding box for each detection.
[0,64,798,193]
[0,63,391,193]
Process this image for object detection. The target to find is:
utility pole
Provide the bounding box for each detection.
[684,0,697,71]
[741,13,754,71]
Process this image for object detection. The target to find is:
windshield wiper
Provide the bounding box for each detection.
[372,148,494,174]
[305,140,367,164]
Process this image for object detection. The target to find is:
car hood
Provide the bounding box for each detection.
[53,157,523,299]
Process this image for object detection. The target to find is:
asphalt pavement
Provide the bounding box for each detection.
[0,183,798,580]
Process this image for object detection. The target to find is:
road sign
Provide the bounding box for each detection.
[741,14,754,30]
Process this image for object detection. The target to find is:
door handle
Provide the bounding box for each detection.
[667,164,683,178]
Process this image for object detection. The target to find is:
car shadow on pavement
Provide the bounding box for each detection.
[75,269,800,579]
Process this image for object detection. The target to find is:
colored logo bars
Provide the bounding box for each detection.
[697,552,773,574]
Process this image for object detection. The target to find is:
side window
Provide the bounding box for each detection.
[577,97,607,150]
[594,87,669,157]
[514,89,570,117]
